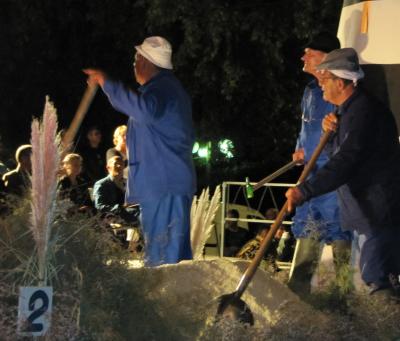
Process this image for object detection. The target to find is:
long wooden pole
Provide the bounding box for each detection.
[61,84,98,153]
[235,130,332,298]
[253,160,298,191]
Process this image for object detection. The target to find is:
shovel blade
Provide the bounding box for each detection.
[216,292,254,325]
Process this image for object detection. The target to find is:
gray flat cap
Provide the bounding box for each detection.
[316,48,360,72]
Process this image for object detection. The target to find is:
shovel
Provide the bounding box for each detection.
[245,160,298,198]
[217,130,332,324]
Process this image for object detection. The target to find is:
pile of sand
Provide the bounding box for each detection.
[122,259,340,340]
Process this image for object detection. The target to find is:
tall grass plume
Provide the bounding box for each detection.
[30,96,60,284]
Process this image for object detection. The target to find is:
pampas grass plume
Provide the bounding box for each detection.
[30,96,60,284]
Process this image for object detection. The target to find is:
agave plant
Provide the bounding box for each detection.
[190,186,221,260]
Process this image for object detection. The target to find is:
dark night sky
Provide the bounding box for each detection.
[0,1,147,159]
[0,0,342,188]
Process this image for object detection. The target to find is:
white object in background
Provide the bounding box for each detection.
[351,232,367,292]
[127,228,140,242]
[17,286,53,336]
[338,0,400,64]
[311,244,336,292]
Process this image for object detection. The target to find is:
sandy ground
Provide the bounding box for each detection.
[123,258,338,340]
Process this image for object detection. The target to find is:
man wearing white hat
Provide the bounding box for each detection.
[84,36,196,267]
[286,48,400,300]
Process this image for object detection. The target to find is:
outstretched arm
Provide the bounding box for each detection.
[83,69,162,123]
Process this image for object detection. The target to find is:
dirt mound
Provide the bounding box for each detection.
[122,259,336,340]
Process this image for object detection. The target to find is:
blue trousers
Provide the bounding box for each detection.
[359,227,400,288]
[140,194,193,267]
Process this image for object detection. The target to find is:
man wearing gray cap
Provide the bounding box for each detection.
[289,32,352,296]
[286,48,400,300]
[84,36,196,267]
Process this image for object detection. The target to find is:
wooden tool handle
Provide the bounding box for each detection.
[235,130,332,298]
[253,160,298,191]
[62,84,99,152]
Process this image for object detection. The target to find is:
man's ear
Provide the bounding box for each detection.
[338,78,346,91]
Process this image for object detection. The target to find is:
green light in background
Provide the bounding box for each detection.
[192,141,211,162]
[192,142,200,154]
[197,142,211,159]
[218,139,234,158]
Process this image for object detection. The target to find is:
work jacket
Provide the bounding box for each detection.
[299,87,400,233]
[103,70,196,203]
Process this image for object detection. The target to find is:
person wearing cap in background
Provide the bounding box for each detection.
[2,144,32,197]
[84,36,196,267]
[286,48,400,300]
[288,32,352,296]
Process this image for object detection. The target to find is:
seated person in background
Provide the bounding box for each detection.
[236,224,279,271]
[58,153,94,213]
[246,209,280,239]
[224,209,249,257]
[237,208,281,270]
[265,208,280,234]
[93,156,138,223]
[106,125,128,179]
[93,155,140,248]
[263,207,296,262]
[237,225,269,259]
[247,215,261,240]
[0,160,8,179]
[2,144,32,197]
[79,126,107,186]
[106,125,127,162]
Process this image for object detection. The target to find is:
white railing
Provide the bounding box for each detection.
[217,180,295,257]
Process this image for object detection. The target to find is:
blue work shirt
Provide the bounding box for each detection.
[102,70,196,203]
[296,80,335,166]
[293,80,350,241]
[299,87,400,233]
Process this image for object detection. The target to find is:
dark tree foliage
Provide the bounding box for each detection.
[0,0,342,187]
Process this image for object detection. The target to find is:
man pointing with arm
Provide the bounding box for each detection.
[85,36,196,266]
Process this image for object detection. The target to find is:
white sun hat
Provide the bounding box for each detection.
[135,36,173,70]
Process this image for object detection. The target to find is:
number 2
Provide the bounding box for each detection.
[23,290,49,332]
